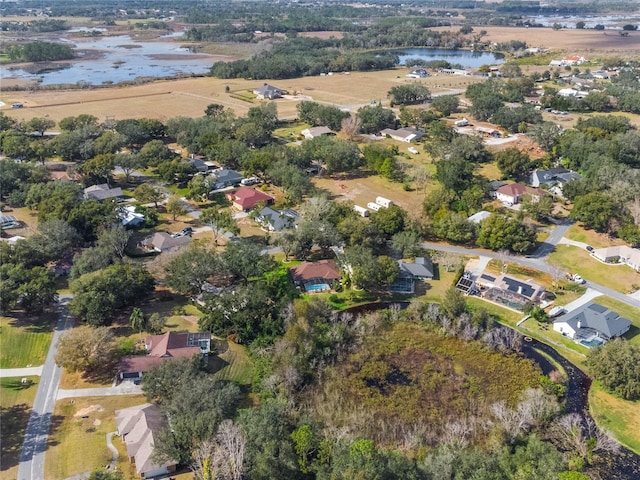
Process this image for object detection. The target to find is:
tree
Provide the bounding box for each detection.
[69,263,154,326]
[570,192,620,232]
[165,243,221,296]
[29,218,81,261]
[25,117,55,136]
[477,214,537,253]
[441,286,466,318]
[391,230,423,258]
[529,122,563,153]
[576,21,586,29]
[166,194,188,221]
[80,154,115,186]
[587,339,640,400]
[301,136,363,174]
[356,103,396,134]
[521,194,554,221]
[221,240,274,285]
[448,134,491,164]
[114,153,140,184]
[430,95,459,116]
[138,139,177,167]
[341,115,362,141]
[435,157,475,192]
[55,326,117,375]
[130,307,146,343]
[192,420,247,480]
[495,147,532,180]
[388,83,431,105]
[133,183,164,208]
[370,205,407,236]
[345,246,400,291]
[201,208,239,245]
[297,101,349,130]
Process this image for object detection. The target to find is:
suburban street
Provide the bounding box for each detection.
[17,295,73,480]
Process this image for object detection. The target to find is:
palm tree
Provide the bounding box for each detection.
[129,307,146,343]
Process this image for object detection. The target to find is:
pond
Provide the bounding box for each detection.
[390,48,504,68]
[1,33,215,86]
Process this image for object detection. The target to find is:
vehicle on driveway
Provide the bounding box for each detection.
[586,245,594,252]
[571,274,586,284]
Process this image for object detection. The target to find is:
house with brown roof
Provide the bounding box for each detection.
[115,403,177,478]
[495,183,546,205]
[226,187,274,211]
[118,331,211,381]
[290,259,341,292]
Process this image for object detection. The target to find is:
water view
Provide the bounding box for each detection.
[393,48,504,68]
[2,34,214,86]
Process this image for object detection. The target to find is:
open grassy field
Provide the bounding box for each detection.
[564,224,627,249]
[2,68,484,124]
[590,384,640,455]
[45,394,147,480]
[1,376,39,480]
[430,26,640,59]
[211,341,254,386]
[0,314,54,369]
[547,245,640,294]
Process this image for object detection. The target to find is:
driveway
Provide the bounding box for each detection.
[57,384,142,400]
[0,365,43,378]
[560,288,603,313]
[18,295,73,480]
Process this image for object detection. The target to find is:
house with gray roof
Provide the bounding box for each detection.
[83,183,123,201]
[381,127,423,143]
[143,231,191,253]
[553,302,632,346]
[212,168,243,190]
[591,245,640,273]
[253,84,287,100]
[530,167,582,195]
[256,207,299,232]
[390,257,434,293]
[301,126,334,140]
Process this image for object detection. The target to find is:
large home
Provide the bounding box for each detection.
[83,183,123,201]
[253,84,287,100]
[530,167,581,191]
[495,183,546,205]
[226,187,274,212]
[212,168,243,190]
[553,302,631,347]
[290,259,341,293]
[301,126,334,140]
[391,257,434,293]
[475,126,501,137]
[380,127,424,143]
[142,231,191,253]
[406,68,429,78]
[474,272,545,310]
[256,206,298,232]
[115,403,177,478]
[591,245,640,272]
[118,331,211,381]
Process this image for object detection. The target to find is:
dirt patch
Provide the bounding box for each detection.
[299,31,344,40]
[181,315,199,325]
[73,404,104,418]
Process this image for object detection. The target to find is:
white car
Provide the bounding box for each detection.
[572,274,586,284]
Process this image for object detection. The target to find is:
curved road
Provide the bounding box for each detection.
[18,295,73,480]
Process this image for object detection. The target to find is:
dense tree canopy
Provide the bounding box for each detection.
[587,339,640,400]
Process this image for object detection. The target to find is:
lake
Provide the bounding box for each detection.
[392,48,504,68]
[2,33,215,86]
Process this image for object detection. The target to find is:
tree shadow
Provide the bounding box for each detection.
[1,407,64,472]
[6,310,56,333]
[623,325,639,343]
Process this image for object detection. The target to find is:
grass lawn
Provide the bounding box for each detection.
[422,267,459,303]
[589,384,640,455]
[210,341,254,386]
[563,224,626,248]
[0,314,54,368]
[589,296,640,346]
[45,395,147,480]
[547,245,640,294]
[1,376,39,480]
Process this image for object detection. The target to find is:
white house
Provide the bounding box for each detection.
[591,245,640,272]
[558,88,580,97]
[553,302,631,345]
[301,126,334,139]
[380,127,423,143]
[495,183,546,205]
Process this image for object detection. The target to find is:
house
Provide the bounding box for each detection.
[83,183,123,201]
[256,207,298,232]
[253,84,287,100]
[119,331,211,381]
[301,126,334,140]
[439,68,471,76]
[114,403,177,478]
[562,55,587,66]
[591,245,640,272]
[189,157,210,173]
[468,211,491,224]
[380,127,424,143]
[391,257,433,294]
[549,60,564,67]
[495,183,546,205]
[226,187,274,211]
[454,118,470,127]
[558,88,580,98]
[475,272,546,310]
[211,168,244,190]
[143,231,191,253]
[553,302,631,345]
[118,205,145,227]
[475,126,501,137]
[0,215,21,229]
[529,167,581,195]
[406,68,429,78]
[290,259,341,292]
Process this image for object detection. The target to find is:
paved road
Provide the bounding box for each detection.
[0,365,43,378]
[423,242,640,310]
[18,295,73,480]
[530,220,573,258]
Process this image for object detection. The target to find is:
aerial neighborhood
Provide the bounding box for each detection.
[2,1,640,480]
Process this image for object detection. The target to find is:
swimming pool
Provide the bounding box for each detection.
[580,338,605,348]
[305,284,330,292]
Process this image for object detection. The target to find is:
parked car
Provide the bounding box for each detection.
[181,227,193,236]
[572,274,586,284]
[586,245,594,252]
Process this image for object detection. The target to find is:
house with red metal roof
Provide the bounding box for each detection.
[226,187,274,211]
